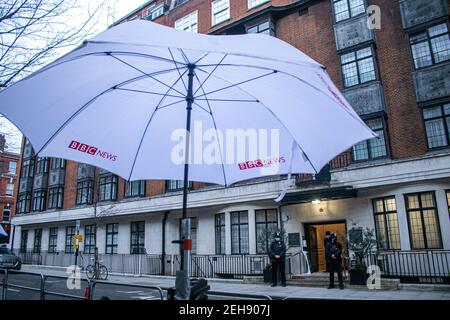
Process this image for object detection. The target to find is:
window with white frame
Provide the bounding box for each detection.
[248,0,269,10]
[151,4,165,20]
[175,11,198,33]
[333,0,365,23]
[2,204,11,222]
[8,161,16,174]
[212,0,230,26]
[6,183,14,197]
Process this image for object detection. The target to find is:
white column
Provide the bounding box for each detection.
[248,208,256,254]
[146,218,162,254]
[41,228,49,252]
[225,211,231,255]
[56,225,66,252]
[12,225,21,251]
[435,189,450,249]
[118,222,129,254]
[395,193,411,250]
[96,224,106,254]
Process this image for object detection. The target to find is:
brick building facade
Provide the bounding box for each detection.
[0,134,20,244]
[10,0,450,281]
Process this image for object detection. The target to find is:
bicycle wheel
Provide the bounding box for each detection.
[99,265,108,280]
[85,264,95,280]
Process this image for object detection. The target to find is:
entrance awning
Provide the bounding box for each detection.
[281,186,357,205]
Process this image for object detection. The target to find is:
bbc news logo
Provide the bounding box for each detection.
[238,157,285,171]
[68,140,117,162]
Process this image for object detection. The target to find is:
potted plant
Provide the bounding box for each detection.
[347,227,377,285]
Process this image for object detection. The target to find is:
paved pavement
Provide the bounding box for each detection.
[10,266,450,300]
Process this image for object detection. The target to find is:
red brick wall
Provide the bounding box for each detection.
[63,161,78,209]
[15,0,440,214]
[370,0,427,159]
[0,152,20,221]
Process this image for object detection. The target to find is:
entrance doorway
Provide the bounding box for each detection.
[305,221,347,273]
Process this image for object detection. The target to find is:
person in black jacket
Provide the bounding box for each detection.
[269,231,287,287]
[325,233,344,289]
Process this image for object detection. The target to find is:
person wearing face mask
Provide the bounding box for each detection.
[325,233,344,289]
[269,231,287,287]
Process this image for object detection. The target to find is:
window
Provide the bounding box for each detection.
[125,180,146,198]
[215,213,226,254]
[175,11,198,33]
[33,229,42,253]
[248,0,269,10]
[17,193,31,214]
[446,190,450,217]
[353,118,387,161]
[372,197,401,250]
[341,47,376,88]
[231,211,249,254]
[166,180,193,191]
[36,157,49,174]
[20,230,28,253]
[76,180,94,205]
[212,0,230,26]
[8,161,16,174]
[48,187,64,209]
[405,192,443,249]
[255,209,279,254]
[247,19,275,36]
[48,228,58,253]
[333,0,365,22]
[174,0,189,6]
[65,226,76,254]
[149,4,164,20]
[84,225,96,254]
[51,158,66,170]
[423,104,450,149]
[99,175,118,202]
[106,223,118,254]
[32,190,46,212]
[130,221,145,254]
[2,204,11,222]
[410,23,450,69]
[6,183,14,197]
[21,158,34,178]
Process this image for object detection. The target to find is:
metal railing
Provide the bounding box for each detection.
[1,269,275,300]
[366,250,450,284]
[0,269,165,300]
[16,250,289,279]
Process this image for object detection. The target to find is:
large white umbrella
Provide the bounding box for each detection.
[0,21,375,297]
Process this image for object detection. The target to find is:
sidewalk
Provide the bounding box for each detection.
[21,265,450,300]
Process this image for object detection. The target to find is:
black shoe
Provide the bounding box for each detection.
[328,285,335,289]
[271,284,277,287]
[339,285,344,290]
[282,283,287,287]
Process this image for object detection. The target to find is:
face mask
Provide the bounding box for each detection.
[275,237,280,242]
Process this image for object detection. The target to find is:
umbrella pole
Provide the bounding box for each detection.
[176,64,195,300]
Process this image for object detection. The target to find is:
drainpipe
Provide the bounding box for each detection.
[161,211,170,275]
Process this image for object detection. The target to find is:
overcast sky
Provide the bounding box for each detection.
[0,0,150,153]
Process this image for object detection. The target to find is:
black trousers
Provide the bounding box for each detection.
[328,262,343,286]
[272,260,286,285]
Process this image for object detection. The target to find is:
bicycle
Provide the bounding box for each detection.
[85,257,108,280]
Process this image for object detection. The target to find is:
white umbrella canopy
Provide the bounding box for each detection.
[0,20,375,186]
